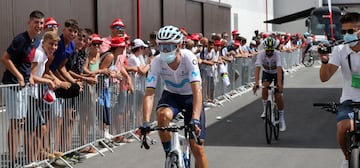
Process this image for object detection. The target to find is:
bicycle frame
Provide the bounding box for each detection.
[262,85,280,144]
[167,125,190,168]
[265,86,278,126]
[140,112,198,168]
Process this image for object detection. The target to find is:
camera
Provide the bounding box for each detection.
[318,44,332,54]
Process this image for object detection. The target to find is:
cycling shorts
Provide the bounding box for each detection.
[156,90,206,139]
[262,70,284,86]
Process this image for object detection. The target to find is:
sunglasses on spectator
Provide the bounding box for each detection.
[65,20,79,29]
[91,43,102,47]
[342,28,359,35]
[113,25,125,31]
[158,44,177,52]
[45,24,58,29]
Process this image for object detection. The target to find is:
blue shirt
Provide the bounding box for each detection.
[50,34,75,73]
[2,31,40,84]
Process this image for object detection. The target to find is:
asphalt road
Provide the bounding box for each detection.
[74,62,344,168]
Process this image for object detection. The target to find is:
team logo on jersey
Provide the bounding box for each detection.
[164,78,190,88]
[146,76,156,83]
[192,59,198,65]
[191,71,199,77]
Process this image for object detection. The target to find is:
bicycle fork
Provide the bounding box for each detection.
[169,132,187,168]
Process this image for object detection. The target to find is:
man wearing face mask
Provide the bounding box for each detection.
[252,37,286,131]
[141,25,208,168]
[319,12,360,168]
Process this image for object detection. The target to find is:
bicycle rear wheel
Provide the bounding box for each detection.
[273,104,280,140]
[303,53,314,67]
[265,100,272,144]
[165,152,180,168]
[350,147,360,168]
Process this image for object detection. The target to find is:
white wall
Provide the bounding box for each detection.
[213,0,274,42]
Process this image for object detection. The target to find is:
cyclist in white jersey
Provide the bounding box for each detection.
[253,37,286,131]
[141,25,208,168]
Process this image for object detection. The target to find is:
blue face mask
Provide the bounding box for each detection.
[160,50,176,64]
[343,33,359,47]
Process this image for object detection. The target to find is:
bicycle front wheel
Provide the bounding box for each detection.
[273,104,280,140]
[265,100,272,144]
[350,147,360,168]
[165,152,180,168]
[303,54,314,67]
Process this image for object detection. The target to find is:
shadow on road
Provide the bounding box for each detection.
[205,88,342,149]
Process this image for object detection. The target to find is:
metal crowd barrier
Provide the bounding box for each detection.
[0,49,301,168]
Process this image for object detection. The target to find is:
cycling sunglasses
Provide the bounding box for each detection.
[341,28,358,35]
[113,25,125,31]
[158,44,177,52]
[45,24,58,29]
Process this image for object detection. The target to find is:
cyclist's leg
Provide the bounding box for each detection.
[274,70,286,131]
[337,100,353,161]
[274,70,284,111]
[261,71,272,115]
[156,91,180,155]
[182,95,208,168]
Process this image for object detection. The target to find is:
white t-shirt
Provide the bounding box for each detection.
[329,44,360,103]
[204,48,219,77]
[128,53,142,67]
[255,50,282,74]
[128,53,145,91]
[30,45,49,99]
[146,49,202,95]
[33,46,48,78]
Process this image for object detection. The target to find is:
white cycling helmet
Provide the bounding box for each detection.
[156,25,184,44]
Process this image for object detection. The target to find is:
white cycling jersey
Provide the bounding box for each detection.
[255,50,282,74]
[146,49,202,95]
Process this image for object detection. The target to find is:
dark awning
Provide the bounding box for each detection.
[264,7,315,24]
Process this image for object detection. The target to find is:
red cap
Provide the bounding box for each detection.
[110,18,125,29]
[42,89,56,104]
[91,34,103,43]
[44,17,60,27]
[214,40,222,46]
[110,37,126,47]
[232,30,240,35]
[262,33,268,38]
[191,33,200,41]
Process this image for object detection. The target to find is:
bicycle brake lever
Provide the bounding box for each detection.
[141,134,150,150]
[189,125,203,146]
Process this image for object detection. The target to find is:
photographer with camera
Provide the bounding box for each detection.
[319,12,360,168]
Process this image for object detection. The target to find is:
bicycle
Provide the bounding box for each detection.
[140,112,201,168]
[258,85,280,144]
[302,45,318,67]
[313,102,360,168]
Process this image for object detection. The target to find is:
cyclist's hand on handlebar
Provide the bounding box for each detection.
[189,119,201,136]
[140,122,151,136]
